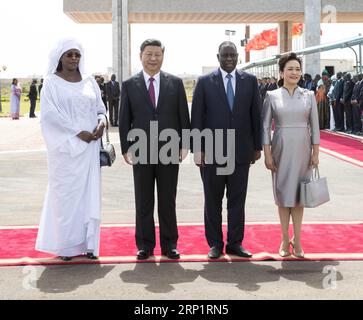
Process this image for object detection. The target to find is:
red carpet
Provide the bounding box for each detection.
[320,131,363,167]
[1,222,363,266]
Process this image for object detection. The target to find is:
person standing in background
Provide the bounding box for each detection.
[342,73,355,134]
[351,74,363,136]
[99,77,108,111]
[28,79,38,118]
[106,74,120,126]
[38,78,44,97]
[10,78,21,120]
[333,72,346,132]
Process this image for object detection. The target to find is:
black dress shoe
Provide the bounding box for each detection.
[162,249,180,259]
[208,246,222,259]
[226,245,252,258]
[60,256,72,261]
[86,252,98,260]
[136,249,153,260]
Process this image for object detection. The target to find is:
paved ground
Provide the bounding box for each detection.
[0,115,363,300]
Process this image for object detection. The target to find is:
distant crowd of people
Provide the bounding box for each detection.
[9,78,43,120]
[258,71,363,136]
[9,74,122,123]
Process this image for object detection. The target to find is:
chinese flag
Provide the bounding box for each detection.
[261,28,278,46]
[292,23,303,36]
[245,34,270,52]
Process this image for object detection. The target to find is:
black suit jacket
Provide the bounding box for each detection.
[334,78,345,102]
[28,83,38,100]
[119,71,191,157]
[357,80,363,107]
[191,69,262,165]
[106,81,121,102]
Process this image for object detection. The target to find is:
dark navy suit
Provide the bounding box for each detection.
[119,71,190,253]
[191,69,262,250]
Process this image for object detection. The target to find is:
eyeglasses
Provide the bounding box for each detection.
[65,51,81,59]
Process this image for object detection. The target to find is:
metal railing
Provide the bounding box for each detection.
[239,35,363,77]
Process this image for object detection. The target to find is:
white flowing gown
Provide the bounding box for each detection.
[36,74,106,257]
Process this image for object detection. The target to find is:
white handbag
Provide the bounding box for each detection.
[300,167,330,208]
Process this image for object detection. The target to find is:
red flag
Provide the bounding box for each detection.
[261,28,278,46]
[245,33,270,52]
[292,23,303,36]
[246,28,278,52]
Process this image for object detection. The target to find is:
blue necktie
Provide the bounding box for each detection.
[226,74,234,111]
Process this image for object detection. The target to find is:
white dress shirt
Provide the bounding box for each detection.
[143,71,160,107]
[220,68,237,95]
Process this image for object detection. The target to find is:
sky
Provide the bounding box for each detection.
[0,0,363,78]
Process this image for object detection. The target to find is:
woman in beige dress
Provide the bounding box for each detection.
[262,53,320,258]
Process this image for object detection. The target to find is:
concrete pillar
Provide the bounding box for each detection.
[304,0,321,76]
[278,21,293,54]
[112,0,130,82]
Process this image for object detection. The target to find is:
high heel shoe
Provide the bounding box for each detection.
[279,241,291,257]
[290,239,305,258]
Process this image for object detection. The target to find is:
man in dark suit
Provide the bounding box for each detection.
[107,74,121,126]
[333,72,345,131]
[28,79,38,118]
[351,74,362,135]
[99,77,108,111]
[191,41,262,259]
[38,78,43,96]
[119,39,191,260]
[268,77,278,91]
[342,73,355,133]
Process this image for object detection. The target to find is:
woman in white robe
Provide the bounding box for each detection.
[10,78,21,119]
[35,39,107,261]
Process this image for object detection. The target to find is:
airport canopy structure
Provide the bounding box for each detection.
[64,0,363,80]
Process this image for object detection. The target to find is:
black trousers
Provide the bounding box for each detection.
[352,102,362,133]
[334,101,345,131]
[102,98,108,111]
[200,163,250,250]
[29,99,36,117]
[133,163,179,252]
[344,101,353,131]
[108,99,119,126]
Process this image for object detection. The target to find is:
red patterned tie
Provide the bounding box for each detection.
[148,77,156,108]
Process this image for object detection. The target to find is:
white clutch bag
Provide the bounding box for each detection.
[300,167,330,208]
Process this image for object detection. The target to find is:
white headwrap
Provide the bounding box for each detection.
[45,38,86,77]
